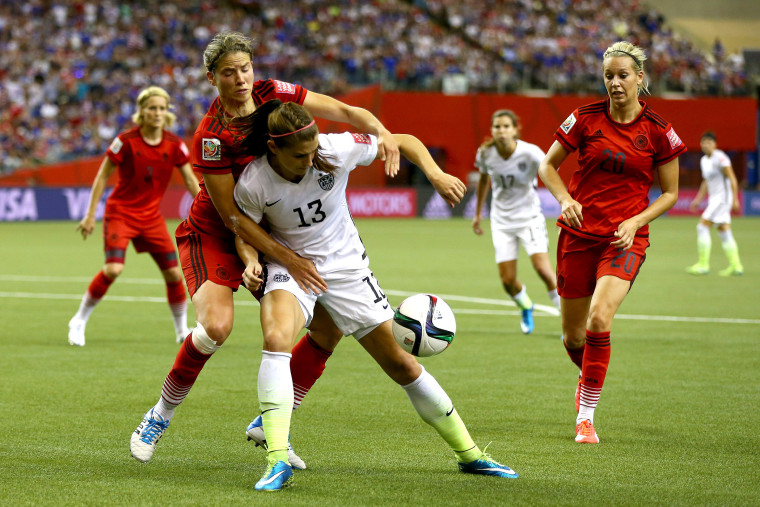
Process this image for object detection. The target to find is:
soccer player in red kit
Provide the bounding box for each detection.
[130,32,400,467]
[538,41,684,444]
[68,86,200,347]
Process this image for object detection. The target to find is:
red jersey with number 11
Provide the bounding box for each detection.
[553,99,686,239]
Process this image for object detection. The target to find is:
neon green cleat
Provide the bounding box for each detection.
[685,264,710,275]
[719,265,743,277]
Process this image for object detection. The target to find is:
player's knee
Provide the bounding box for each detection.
[386,352,421,385]
[163,267,184,283]
[198,318,232,344]
[586,307,613,333]
[563,330,585,348]
[103,264,123,279]
[261,327,293,352]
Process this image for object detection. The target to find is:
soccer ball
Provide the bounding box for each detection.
[392,294,456,357]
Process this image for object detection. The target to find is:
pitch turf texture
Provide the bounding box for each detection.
[1,218,758,506]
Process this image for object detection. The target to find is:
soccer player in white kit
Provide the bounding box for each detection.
[686,131,743,276]
[233,100,519,491]
[472,110,560,334]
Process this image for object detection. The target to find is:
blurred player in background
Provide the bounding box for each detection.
[685,131,743,276]
[233,100,517,490]
[472,109,560,335]
[538,41,684,444]
[130,32,400,469]
[68,86,200,347]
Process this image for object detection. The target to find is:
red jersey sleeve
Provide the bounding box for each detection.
[651,122,687,166]
[105,133,129,166]
[252,79,307,106]
[553,108,584,152]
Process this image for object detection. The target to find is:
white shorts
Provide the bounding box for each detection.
[491,215,549,264]
[701,198,732,225]
[262,262,394,339]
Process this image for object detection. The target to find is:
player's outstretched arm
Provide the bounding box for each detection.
[303,91,400,177]
[389,133,466,207]
[77,157,117,240]
[539,141,583,228]
[178,162,201,197]
[204,172,327,294]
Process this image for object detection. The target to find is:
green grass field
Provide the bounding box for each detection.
[1,217,758,506]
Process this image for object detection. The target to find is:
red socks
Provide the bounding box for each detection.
[579,330,611,410]
[166,280,186,305]
[161,335,212,406]
[88,270,114,299]
[290,333,332,410]
[563,339,585,370]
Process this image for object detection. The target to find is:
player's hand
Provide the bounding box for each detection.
[242,260,263,292]
[285,254,328,295]
[430,173,467,207]
[611,217,640,250]
[76,216,96,240]
[560,198,583,228]
[732,200,740,213]
[377,129,400,178]
[688,200,699,212]
[472,216,483,235]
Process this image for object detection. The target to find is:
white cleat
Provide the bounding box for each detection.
[68,317,86,346]
[130,409,170,463]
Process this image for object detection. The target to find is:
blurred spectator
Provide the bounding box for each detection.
[0,0,749,174]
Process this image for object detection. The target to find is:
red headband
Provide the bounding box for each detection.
[269,119,316,138]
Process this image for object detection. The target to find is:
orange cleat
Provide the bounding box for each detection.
[575,419,599,444]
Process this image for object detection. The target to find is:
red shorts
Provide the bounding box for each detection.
[175,219,245,297]
[556,229,649,299]
[103,213,176,265]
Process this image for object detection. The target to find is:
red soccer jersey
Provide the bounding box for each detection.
[553,99,686,239]
[105,127,190,221]
[186,79,308,239]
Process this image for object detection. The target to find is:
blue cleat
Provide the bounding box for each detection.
[130,408,170,463]
[255,457,294,491]
[458,449,519,479]
[246,416,306,470]
[520,304,534,334]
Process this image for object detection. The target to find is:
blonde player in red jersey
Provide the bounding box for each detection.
[68,86,200,347]
[538,41,684,444]
[130,32,400,467]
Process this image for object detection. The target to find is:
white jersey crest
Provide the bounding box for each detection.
[234,132,378,273]
[474,140,545,229]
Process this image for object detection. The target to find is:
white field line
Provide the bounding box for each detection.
[1,276,758,326]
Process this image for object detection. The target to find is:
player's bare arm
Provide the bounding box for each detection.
[612,158,679,250]
[303,91,400,177]
[390,133,466,207]
[722,164,740,212]
[472,173,491,235]
[204,172,328,294]
[77,157,117,239]
[539,141,583,228]
[178,162,201,197]
[688,180,707,212]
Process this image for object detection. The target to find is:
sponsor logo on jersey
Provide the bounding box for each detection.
[518,162,527,172]
[560,113,577,134]
[351,133,372,145]
[634,134,649,150]
[274,80,296,95]
[318,173,335,191]
[109,137,123,155]
[202,138,221,161]
[273,273,291,283]
[666,128,682,149]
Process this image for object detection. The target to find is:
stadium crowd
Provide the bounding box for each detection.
[0,0,750,174]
